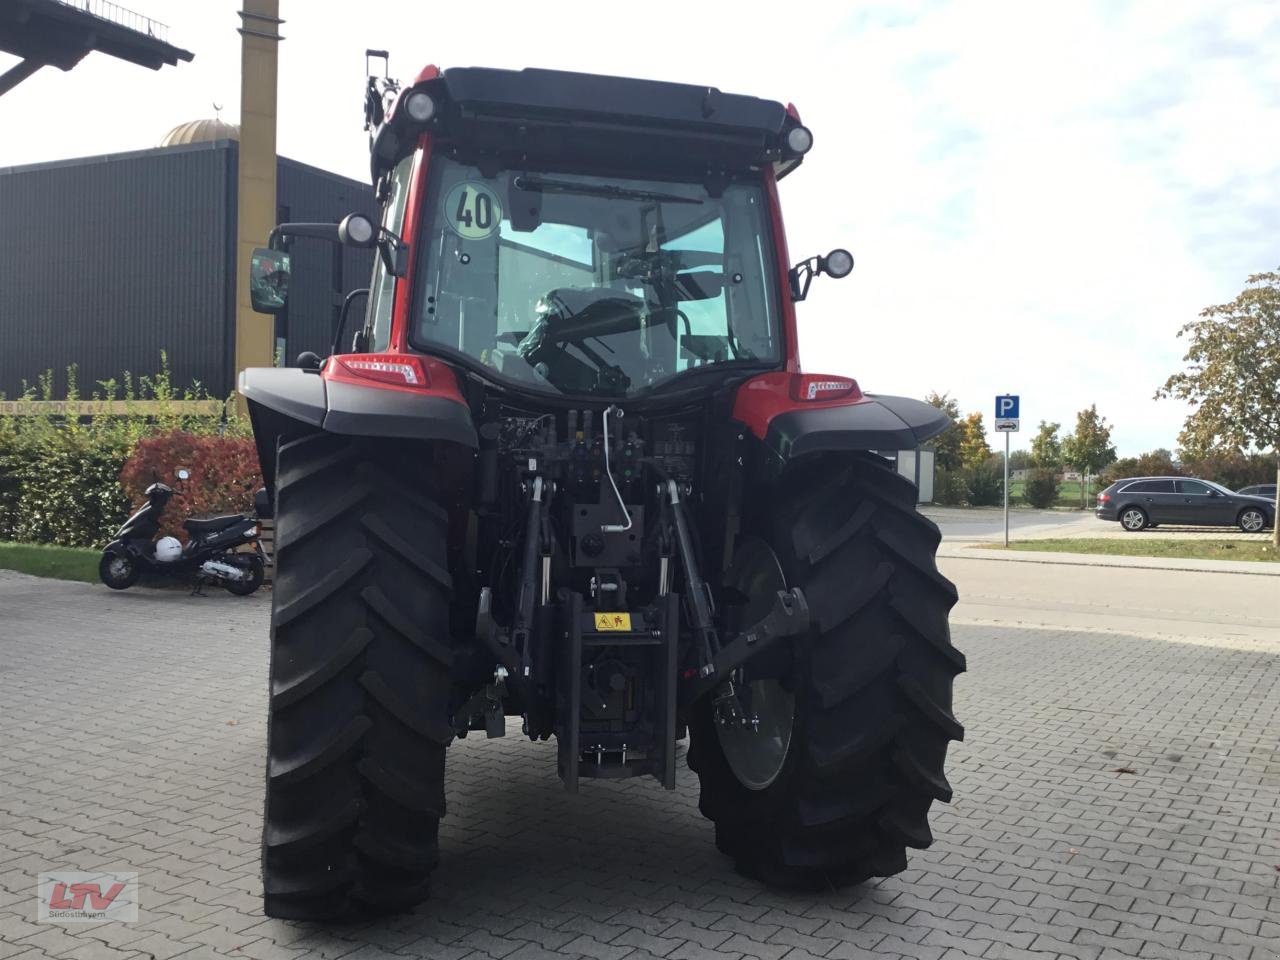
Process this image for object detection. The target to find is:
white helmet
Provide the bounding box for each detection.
[155,536,183,562]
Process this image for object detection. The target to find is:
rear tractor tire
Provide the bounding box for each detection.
[688,453,965,888]
[261,433,456,919]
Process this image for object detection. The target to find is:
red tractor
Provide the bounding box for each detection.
[243,62,964,920]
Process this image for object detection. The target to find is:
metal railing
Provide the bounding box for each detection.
[54,0,170,41]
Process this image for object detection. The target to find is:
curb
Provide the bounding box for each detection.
[939,546,1280,577]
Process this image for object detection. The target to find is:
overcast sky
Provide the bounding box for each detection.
[3,0,1277,456]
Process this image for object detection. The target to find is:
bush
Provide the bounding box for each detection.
[7,433,133,547]
[0,358,251,548]
[0,403,135,547]
[965,463,1003,506]
[1022,468,1061,508]
[119,431,262,542]
[933,468,967,505]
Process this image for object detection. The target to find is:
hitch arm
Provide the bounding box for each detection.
[683,588,810,702]
[712,588,808,676]
[512,476,548,679]
[665,480,719,675]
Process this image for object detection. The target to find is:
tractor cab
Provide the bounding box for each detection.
[248,65,857,402]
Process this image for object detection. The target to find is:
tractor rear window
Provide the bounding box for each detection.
[410,158,781,398]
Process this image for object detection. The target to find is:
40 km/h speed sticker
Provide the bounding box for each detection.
[444,181,503,240]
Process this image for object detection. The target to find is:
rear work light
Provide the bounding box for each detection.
[404,91,436,122]
[786,125,814,154]
[790,374,860,402]
[337,354,430,387]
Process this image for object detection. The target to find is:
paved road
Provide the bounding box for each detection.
[2,564,1278,960]
[922,506,1264,543]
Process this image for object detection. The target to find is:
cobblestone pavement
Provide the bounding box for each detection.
[2,564,1278,960]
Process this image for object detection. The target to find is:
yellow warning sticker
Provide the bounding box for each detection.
[593,612,632,631]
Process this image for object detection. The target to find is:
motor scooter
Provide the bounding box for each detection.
[99,468,268,595]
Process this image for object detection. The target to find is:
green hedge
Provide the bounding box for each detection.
[0,358,251,549]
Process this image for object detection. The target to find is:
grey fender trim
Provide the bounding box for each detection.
[239,367,327,427]
[763,394,951,460]
[240,366,478,491]
[325,379,478,448]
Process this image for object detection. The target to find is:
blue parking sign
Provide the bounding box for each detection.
[995,395,1019,420]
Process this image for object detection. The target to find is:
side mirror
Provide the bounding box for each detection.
[176,468,190,481]
[789,248,855,302]
[249,247,291,313]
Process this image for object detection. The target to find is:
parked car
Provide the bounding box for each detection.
[1237,483,1277,500]
[1096,476,1275,532]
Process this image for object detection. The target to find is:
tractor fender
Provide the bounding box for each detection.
[755,394,951,461]
[239,366,478,490]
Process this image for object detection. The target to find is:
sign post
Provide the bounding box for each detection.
[994,395,1020,547]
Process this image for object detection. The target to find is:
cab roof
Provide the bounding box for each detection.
[371,65,809,184]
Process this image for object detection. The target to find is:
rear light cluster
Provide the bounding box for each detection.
[336,354,430,388]
[789,374,860,402]
[1097,493,1110,503]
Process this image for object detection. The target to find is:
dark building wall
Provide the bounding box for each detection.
[0,142,235,399]
[0,142,375,401]
[275,157,377,363]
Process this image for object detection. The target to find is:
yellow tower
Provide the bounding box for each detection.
[234,0,283,391]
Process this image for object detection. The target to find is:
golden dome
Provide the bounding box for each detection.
[158,118,240,147]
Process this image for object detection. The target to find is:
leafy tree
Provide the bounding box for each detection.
[1158,269,1280,543]
[1135,448,1178,477]
[1029,421,1062,469]
[1099,457,1138,487]
[957,411,992,470]
[1099,449,1180,487]
[1179,449,1275,491]
[1008,449,1031,471]
[1061,405,1117,506]
[925,391,963,471]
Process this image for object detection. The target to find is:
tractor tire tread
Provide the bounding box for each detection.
[262,434,453,921]
[689,452,963,889]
